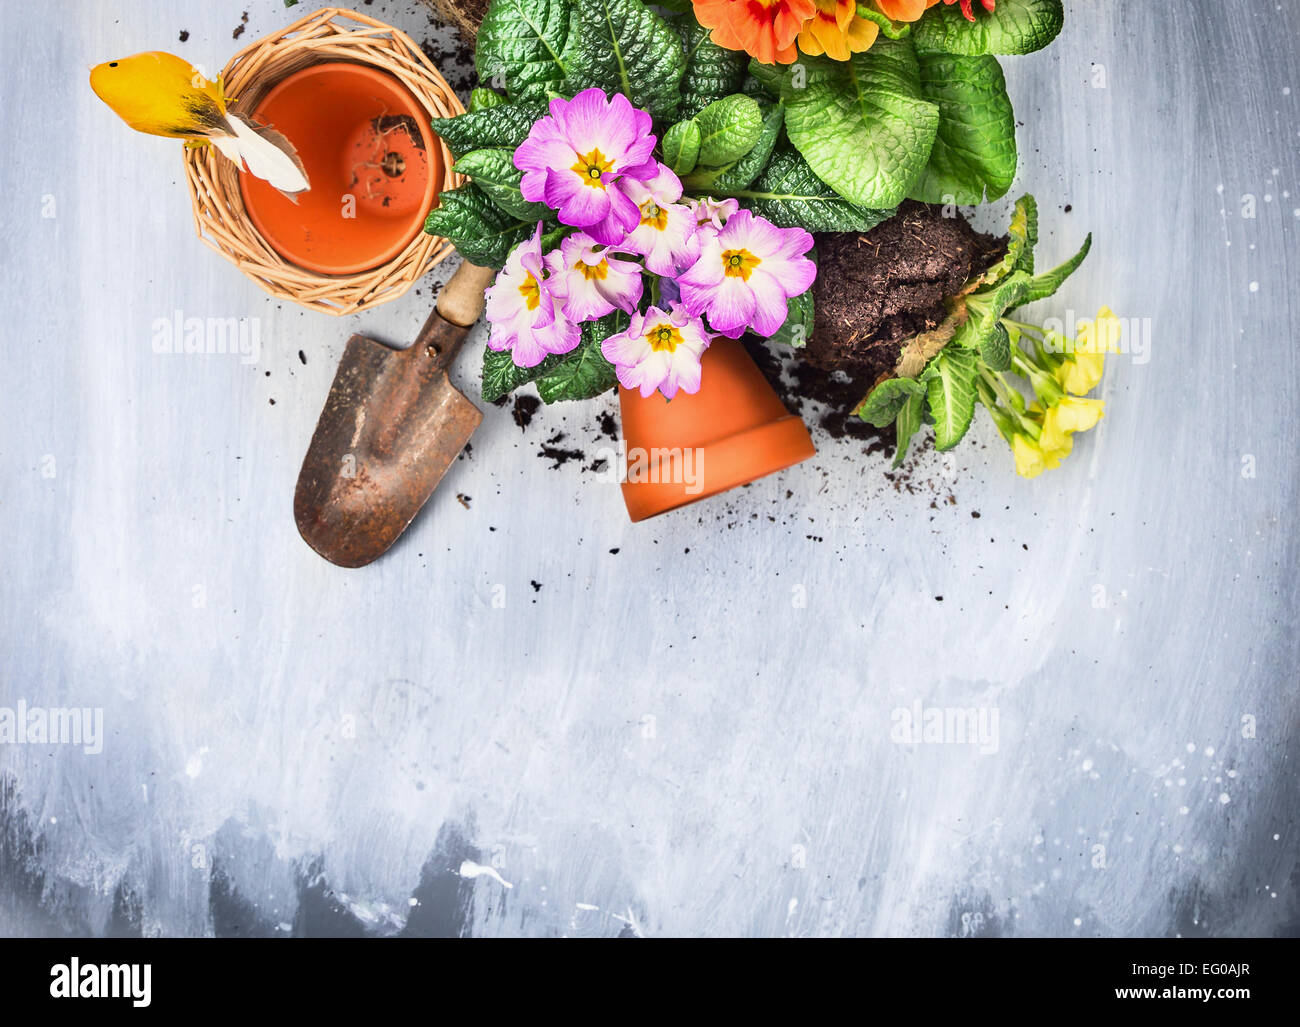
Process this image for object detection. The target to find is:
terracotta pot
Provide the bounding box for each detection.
[617,337,816,522]
[239,62,441,276]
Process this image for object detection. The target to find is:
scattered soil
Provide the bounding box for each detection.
[742,337,893,450]
[808,201,1006,384]
[539,432,584,468]
[511,394,540,430]
[419,24,478,100]
[232,11,248,40]
[178,30,189,43]
[425,0,488,45]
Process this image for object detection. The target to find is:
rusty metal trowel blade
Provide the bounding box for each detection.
[294,325,482,568]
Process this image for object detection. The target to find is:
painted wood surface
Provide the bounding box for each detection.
[0,0,1297,937]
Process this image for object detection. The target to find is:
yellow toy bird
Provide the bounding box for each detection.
[91,51,309,194]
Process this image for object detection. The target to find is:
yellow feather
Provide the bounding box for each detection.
[90,52,228,140]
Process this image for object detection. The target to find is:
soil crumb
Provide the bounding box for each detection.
[511,394,540,431]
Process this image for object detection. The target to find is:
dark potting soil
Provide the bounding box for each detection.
[808,201,1006,383]
[741,337,892,449]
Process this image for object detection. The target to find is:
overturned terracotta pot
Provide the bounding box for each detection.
[618,337,816,522]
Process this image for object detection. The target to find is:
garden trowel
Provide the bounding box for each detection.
[294,261,496,567]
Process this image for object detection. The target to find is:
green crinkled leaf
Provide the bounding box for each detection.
[956,269,1030,352]
[475,0,572,100]
[680,23,749,118]
[717,150,894,232]
[980,321,1011,372]
[562,0,686,119]
[662,119,701,176]
[980,193,1038,284]
[423,184,534,269]
[693,94,763,167]
[857,376,925,429]
[482,347,563,404]
[534,313,625,402]
[682,101,782,193]
[909,53,1016,205]
[470,87,506,112]
[769,289,814,348]
[780,39,939,208]
[1017,233,1092,306]
[453,148,551,221]
[924,347,979,451]
[746,58,784,99]
[912,0,1064,56]
[432,100,549,159]
[893,389,926,466]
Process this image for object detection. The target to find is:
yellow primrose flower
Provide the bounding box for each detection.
[1035,413,1073,469]
[1059,351,1104,395]
[1012,434,1048,479]
[1051,395,1105,434]
[1061,308,1121,395]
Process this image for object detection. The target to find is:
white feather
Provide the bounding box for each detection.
[211,116,310,194]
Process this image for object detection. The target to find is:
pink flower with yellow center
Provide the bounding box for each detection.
[600,303,713,399]
[622,164,696,276]
[682,196,739,263]
[484,225,580,368]
[514,89,658,246]
[678,209,816,338]
[544,232,644,323]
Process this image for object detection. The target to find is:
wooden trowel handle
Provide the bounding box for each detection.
[436,261,496,327]
[409,260,494,371]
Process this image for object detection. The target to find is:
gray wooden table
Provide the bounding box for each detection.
[1,0,1296,937]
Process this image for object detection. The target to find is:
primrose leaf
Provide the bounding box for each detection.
[453,148,550,221]
[780,39,940,209]
[769,288,815,349]
[662,120,702,176]
[432,100,549,159]
[534,313,625,402]
[693,94,763,167]
[980,322,1011,372]
[482,347,564,404]
[979,193,1038,285]
[909,53,1016,205]
[924,347,979,451]
[423,184,534,269]
[956,269,1030,354]
[746,58,785,99]
[893,389,927,466]
[469,87,506,112]
[684,101,783,193]
[717,149,895,232]
[680,23,749,118]
[856,376,925,429]
[912,0,1064,56]
[563,0,686,119]
[1017,233,1092,306]
[475,0,573,100]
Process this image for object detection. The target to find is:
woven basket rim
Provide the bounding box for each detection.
[183,6,465,316]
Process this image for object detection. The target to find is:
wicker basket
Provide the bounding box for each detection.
[183,7,465,316]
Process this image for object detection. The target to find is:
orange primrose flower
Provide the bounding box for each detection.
[875,0,937,20]
[797,0,878,60]
[931,0,996,22]
[693,0,818,65]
